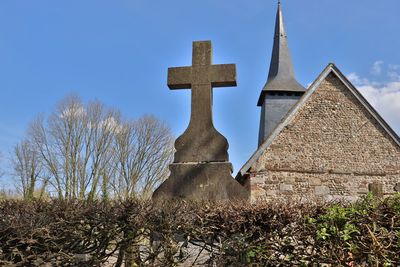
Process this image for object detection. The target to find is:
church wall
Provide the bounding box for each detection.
[249,171,399,202]
[248,73,400,202]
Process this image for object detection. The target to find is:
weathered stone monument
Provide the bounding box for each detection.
[153,41,248,201]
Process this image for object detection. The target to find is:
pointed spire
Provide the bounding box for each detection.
[257,1,305,106]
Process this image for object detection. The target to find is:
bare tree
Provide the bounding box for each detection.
[29,96,120,200]
[12,140,46,200]
[111,115,174,200]
[25,95,173,201]
[0,152,4,178]
[0,152,6,197]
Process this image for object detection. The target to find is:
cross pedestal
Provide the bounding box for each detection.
[153,41,248,201]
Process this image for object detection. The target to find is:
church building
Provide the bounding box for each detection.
[237,3,400,202]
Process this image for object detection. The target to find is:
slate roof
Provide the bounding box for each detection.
[239,63,400,177]
[257,1,305,106]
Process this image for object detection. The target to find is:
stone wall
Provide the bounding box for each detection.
[248,72,400,202]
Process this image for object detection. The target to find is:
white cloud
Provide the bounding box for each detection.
[347,72,362,84]
[347,72,371,86]
[371,60,384,75]
[348,62,400,135]
[387,64,400,81]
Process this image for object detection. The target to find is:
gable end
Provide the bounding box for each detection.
[239,63,400,178]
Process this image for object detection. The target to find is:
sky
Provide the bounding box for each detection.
[0,0,400,188]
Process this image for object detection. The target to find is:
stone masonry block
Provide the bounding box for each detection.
[279,184,293,191]
[315,186,330,196]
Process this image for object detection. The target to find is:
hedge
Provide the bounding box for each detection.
[0,194,399,266]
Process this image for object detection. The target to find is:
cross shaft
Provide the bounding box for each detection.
[168,41,236,129]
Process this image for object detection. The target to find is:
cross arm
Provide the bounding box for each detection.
[211,64,237,87]
[168,66,192,89]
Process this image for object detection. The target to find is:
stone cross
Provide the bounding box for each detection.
[168,41,236,162]
[153,40,248,201]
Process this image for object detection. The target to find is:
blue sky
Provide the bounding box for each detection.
[1,0,400,187]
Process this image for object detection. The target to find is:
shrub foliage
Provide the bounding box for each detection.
[0,194,399,266]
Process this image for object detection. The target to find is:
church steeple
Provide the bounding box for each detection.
[258,2,305,146]
[258,1,305,106]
